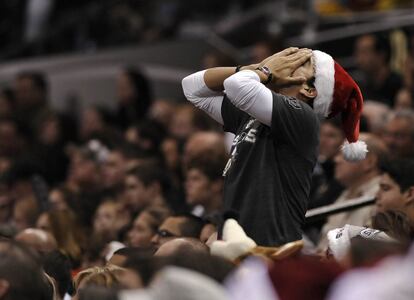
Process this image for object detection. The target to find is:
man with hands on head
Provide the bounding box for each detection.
[182,47,367,246]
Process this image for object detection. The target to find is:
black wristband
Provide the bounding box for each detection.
[235,65,242,73]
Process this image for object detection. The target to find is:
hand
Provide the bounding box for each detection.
[257,47,299,68]
[262,47,312,87]
[239,47,303,71]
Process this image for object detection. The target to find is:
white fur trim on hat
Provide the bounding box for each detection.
[341,140,368,162]
[312,50,335,118]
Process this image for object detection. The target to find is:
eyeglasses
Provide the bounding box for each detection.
[156,229,178,238]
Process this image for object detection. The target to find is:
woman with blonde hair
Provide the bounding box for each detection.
[73,264,143,299]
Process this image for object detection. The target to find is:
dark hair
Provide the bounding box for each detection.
[0,88,15,106]
[375,33,392,63]
[109,141,142,159]
[2,158,44,186]
[174,214,205,238]
[380,158,414,192]
[321,116,342,131]
[16,71,48,96]
[186,154,226,181]
[127,164,171,196]
[349,235,404,267]
[123,253,160,286]
[42,250,73,298]
[161,250,235,283]
[372,210,414,245]
[78,286,118,300]
[0,240,53,300]
[141,206,171,233]
[131,119,167,150]
[306,76,315,89]
[123,67,152,118]
[113,246,155,258]
[364,33,392,63]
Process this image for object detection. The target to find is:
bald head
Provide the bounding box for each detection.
[362,100,391,135]
[359,133,389,159]
[15,228,58,253]
[154,238,209,257]
[184,132,226,166]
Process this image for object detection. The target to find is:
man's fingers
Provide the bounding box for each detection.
[277,47,299,56]
[284,76,307,85]
[286,48,312,60]
[288,51,312,68]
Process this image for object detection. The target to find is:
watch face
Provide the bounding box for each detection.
[261,66,271,75]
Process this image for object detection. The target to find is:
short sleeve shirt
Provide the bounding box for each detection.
[221,91,319,246]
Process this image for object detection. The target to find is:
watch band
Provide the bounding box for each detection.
[255,66,273,85]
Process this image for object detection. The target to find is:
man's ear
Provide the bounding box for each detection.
[299,83,317,100]
[403,186,414,205]
[0,279,10,298]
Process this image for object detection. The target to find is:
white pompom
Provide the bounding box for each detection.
[341,140,368,161]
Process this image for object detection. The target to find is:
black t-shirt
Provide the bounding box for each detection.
[221,92,319,246]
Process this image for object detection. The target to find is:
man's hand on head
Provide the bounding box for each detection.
[262,47,312,88]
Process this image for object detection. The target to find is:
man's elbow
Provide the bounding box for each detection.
[223,75,240,99]
[181,75,194,101]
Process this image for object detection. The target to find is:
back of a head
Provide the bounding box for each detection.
[15,228,58,253]
[124,68,152,103]
[78,286,118,300]
[184,131,226,162]
[362,100,391,134]
[372,210,414,245]
[74,266,124,293]
[372,33,392,63]
[42,250,73,298]
[349,235,404,267]
[176,215,205,238]
[0,240,53,300]
[161,249,235,284]
[185,153,226,182]
[154,238,209,257]
[359,133,389,162]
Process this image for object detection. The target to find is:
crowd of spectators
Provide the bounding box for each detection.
[0,0,270,59]
[0,30,414,300]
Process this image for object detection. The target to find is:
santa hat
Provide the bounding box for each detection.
[312,50,368,161]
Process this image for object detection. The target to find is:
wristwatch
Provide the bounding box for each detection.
[255,66,273,85]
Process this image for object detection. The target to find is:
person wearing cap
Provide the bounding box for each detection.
[182,47,367,246]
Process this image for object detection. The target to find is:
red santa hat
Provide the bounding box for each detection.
[312,50,368,161]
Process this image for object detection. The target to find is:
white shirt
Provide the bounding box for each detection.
[181,70,274,126]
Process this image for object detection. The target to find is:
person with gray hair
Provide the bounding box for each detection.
[317,133,389,251]
[382,109,414,159]
[362,100,391,135]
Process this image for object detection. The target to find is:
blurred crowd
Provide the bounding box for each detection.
[0,30,414,300]
[0,0,269,59]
